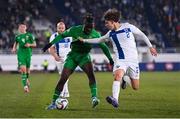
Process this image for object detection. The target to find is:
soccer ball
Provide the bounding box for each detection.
[55,98,68,110]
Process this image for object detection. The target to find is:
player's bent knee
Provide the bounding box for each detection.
[114,74,123,81]
[132,86,139,90]
[20,68,26,73]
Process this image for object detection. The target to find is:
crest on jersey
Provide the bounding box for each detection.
[116,65,120,68]
[65,38,69,42]
[22,38,25,43]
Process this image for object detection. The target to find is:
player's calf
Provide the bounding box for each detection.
[131,78,139,90]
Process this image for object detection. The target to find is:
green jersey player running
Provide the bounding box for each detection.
[12,24,36,93]
[42,13,114,109]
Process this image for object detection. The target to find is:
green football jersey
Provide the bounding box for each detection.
[51,25,102,53]
[15,32,35,56]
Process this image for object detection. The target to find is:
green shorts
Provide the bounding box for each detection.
[64,51,91,70]
[17,54,31,68]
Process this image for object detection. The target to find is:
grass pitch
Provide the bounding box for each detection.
[0,72,180,118]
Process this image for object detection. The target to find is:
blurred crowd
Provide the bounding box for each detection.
[0,0,179,49]
[0,0,53,49]
[149,0,180,47]
[64,0,165,47]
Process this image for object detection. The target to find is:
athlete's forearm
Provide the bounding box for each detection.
[12,42,17,49]
[50,34,64,45]
[11,42,17,53]
[30,42,36,47]
[42,34,64,52]
[48,47,57,58]
[141,33,153,47]
[83,35,108,44]
[134,29,152,47]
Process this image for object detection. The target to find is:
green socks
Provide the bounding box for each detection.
[52,90,60,102]
[90,83,97,98]
[52,83,97,102]
[21,73,27,87]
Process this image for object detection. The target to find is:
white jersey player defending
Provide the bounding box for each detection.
[80,9,157,108]
[49,21,72,98]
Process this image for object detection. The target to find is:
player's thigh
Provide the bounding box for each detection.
[80,62,94,76]
[127,63,140,90]
[63,56,78,71]
[18,56,27,73]
[113,61,127,81]
[78,54,91,68]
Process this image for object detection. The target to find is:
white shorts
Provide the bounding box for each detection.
[113,60,140,79]
[56,61,65,74]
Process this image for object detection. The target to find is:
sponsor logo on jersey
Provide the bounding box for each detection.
[65,38,69,42]
[22,38,25,43]
[116,65,120,68]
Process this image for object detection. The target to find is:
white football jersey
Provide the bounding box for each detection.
[49,32,72,58]
[108,23,139,63]
[83,22,152,63]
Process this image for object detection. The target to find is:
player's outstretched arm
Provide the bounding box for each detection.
[25,41,36,48]
[42,26,75,52]
[149,47,158,56]
[11,42,17,53]
[81,33,109,44]
[42,35,64,52]
[48,46,61,62]
[131,24,158,56]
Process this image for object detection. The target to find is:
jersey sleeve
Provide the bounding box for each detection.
[15,35,18,42]
[49,34,56,47]
[130,24,152,47]
[83,31,110,43]
[49,34,55,43]
[31,34,35,42]
[50,26,75,45]
[29,33,36,44]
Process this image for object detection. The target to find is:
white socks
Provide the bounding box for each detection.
[63,79,69,93]
[60,79,69,97]
[112,81,120,101]
[123,75,132,87]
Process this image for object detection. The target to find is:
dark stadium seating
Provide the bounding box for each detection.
[0,0,179,49]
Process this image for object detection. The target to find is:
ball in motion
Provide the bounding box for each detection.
[55,98,69,110]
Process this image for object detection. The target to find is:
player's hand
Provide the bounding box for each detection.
[109,58,114,66]
[11,48,16,53]
[149,47,157,56]
[42,43,52,52]
[25,43,31,47]
[78,37,84,42]
[54,56,61,62]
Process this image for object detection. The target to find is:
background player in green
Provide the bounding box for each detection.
[12,24,36,93]
[43,13,114,109]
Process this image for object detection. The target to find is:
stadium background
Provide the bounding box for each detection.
[0,0,180,118]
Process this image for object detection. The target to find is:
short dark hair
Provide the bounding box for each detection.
[83,13,94,24]
[104,8,120,22]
